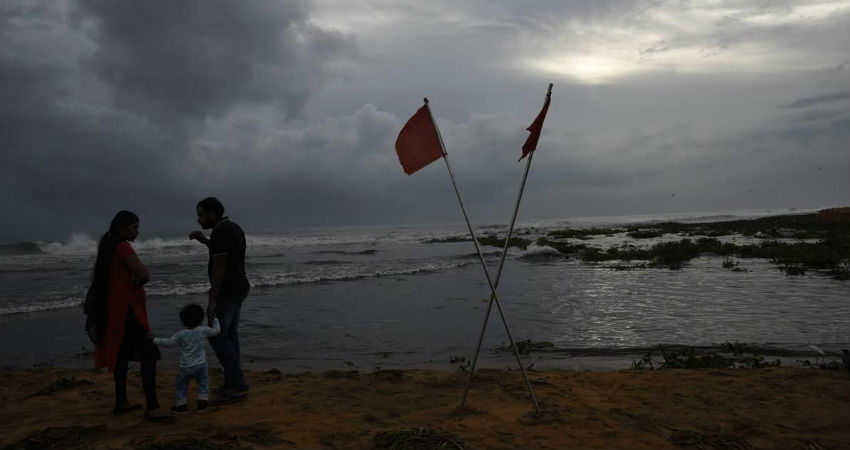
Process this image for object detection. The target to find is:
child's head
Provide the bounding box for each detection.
[179,303,205,328]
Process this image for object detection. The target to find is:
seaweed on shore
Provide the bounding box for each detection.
[444,210,850,278]
[609,263,648,271]
[828,266,850,280]
[454,359,471,374]
[624,210,847,239]
[797,349,850,373]
[784,265,806,276]
[547,228,621,239]
[715,342,753,354]
[423,236,472,244]
[476,235,532,250]
[493,339,556,355]
[577,233,849,277]
[534,237,587,254]
[660,349,735,369]
[548,210,848,241]
[631,343,781,370]
[627,229,664,239]
[580,240,700,270]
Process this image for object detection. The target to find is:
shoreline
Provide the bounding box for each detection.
[1,298,846,373]
[2,367,848,449]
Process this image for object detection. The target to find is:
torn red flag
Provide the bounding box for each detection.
[395,103,444,175]
[519,85,552,161]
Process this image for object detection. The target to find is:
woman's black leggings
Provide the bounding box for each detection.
[113,311,159,410]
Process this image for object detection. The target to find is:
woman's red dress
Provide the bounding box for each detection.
[94,241,152,372]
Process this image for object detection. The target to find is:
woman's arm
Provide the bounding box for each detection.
[125,254,150,286]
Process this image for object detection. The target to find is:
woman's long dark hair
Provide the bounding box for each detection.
[91,211,139,292]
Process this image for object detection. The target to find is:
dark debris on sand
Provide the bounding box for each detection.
[2,425,105,450]
[323,370,360,379]
[28,376,94,398]
[134,438,250,450]
[669,429,753,450]
[373,428,465,450]
[518,408,567,426]
[213,425,294,447]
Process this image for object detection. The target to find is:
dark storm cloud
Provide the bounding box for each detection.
[0,0,356,239]
[781,92,850,109]
[76,0,355,123]
[1,0,848,242]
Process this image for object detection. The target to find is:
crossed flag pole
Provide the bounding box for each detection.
[395,84,553,413]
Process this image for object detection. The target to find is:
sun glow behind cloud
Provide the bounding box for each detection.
[532,55,643,84]
[524,0,849,84]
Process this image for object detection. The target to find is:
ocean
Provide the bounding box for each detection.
[1,207,847,371]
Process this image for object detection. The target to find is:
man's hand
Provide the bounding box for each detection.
[189,230,208,243]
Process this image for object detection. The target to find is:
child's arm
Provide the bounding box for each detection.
[204,318,221,337]
[153,331,181,346]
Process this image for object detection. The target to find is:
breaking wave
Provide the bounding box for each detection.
[38,233,97,256]
[0,259,479,315]
[519,245,562,259]
[142,260,480,297]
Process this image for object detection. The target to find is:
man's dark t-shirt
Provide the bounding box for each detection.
[208,218,250,300]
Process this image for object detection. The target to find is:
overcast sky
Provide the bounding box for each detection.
[1,0,848,240]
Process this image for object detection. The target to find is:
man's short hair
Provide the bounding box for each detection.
[197,197,225,218]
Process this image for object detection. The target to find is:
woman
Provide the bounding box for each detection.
[92,211,173,423]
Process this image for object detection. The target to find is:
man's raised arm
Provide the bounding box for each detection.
[189,230,210,246]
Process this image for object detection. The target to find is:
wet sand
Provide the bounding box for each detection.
[1,367,848,449]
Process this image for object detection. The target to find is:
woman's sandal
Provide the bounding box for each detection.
[144,409,176,423]
[112,402,142,415]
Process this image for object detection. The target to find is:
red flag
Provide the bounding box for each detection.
[519,85,552,161]
[395,104,444,175]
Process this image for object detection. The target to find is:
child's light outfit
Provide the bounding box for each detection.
[154,318,220,405]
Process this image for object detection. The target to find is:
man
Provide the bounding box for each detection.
[189,197,250,404]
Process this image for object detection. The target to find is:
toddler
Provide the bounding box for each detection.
[152,304,220,413]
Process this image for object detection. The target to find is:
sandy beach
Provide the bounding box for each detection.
[2,366,848,449]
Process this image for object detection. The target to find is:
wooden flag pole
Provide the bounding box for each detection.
[423,98,541,414]
[460,83,552,411]
[460,138,536,409]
